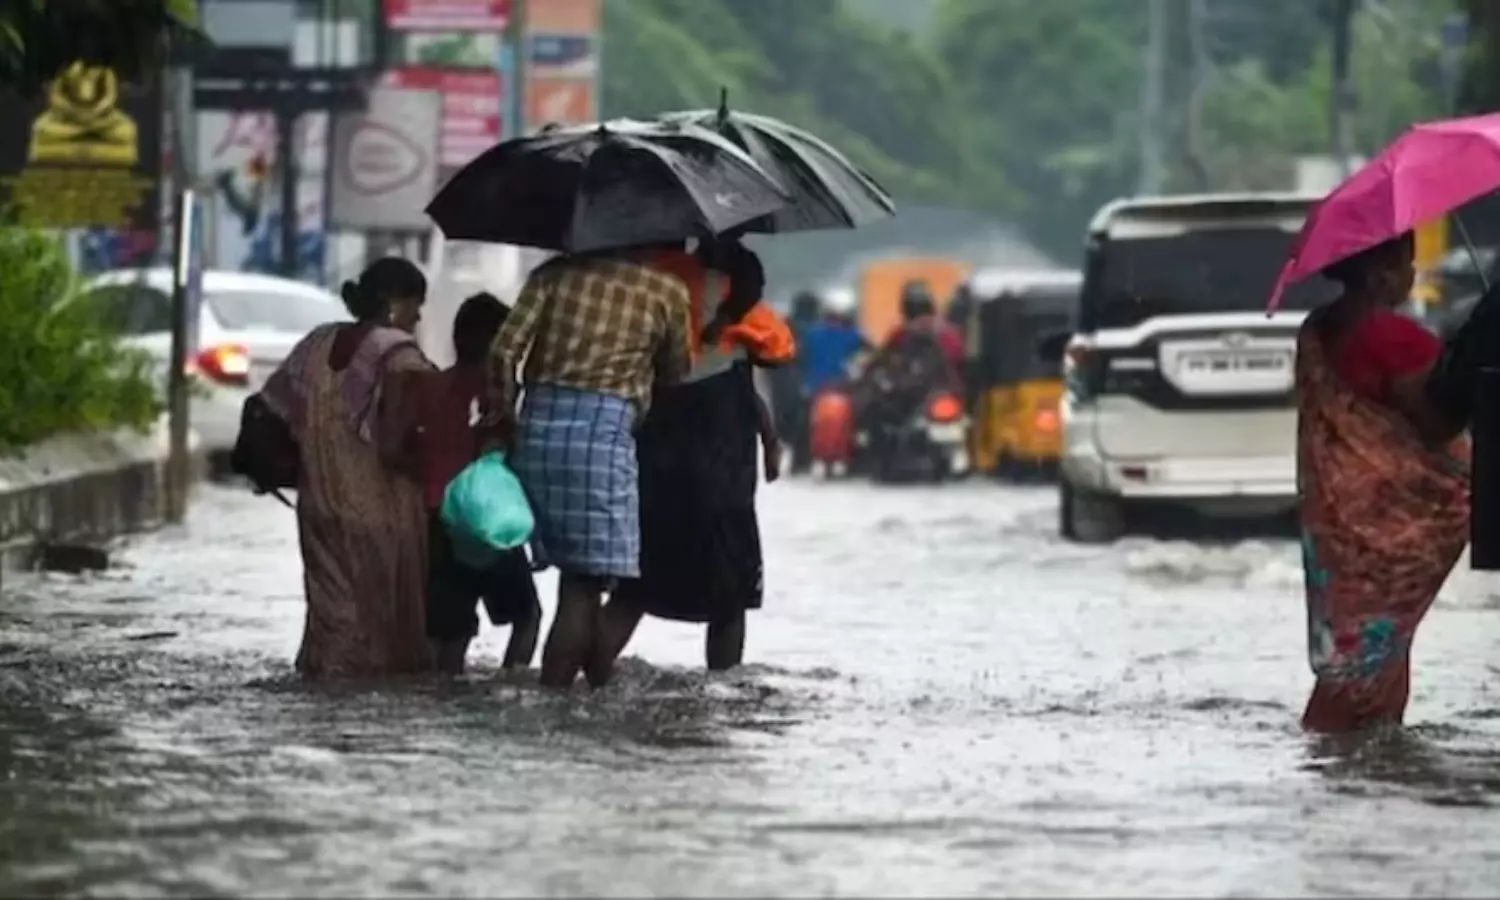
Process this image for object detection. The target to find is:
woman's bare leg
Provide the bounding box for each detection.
[502,595,542,670]
[1302,656,1412,733]
[586,595,646,687]
[540,575,602,688]
[705,612,746,671]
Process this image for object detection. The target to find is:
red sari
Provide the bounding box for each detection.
[1297,306,1469,732]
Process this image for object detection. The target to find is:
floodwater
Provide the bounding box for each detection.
[2,480,1500,897]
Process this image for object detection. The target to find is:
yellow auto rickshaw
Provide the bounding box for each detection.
[964,269,1082,479]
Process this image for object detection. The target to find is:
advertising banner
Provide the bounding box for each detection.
[329,87,443,231]
[384,0,510,32]
[384,68,503,178]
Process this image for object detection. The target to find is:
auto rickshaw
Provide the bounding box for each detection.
[963,268,1082,479]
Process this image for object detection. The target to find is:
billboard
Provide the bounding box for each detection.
[384,0,511,32]
[527,77,594,128]
[523,0,599,131]
[329,87,443,231]
[527,0,599,33]
[383,68,503,179]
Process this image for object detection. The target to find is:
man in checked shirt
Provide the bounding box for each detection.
[488,245,693,689]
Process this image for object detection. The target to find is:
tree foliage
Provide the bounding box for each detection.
[0,226,159,452]
[0,0,201,96]
[604,0,1453,262]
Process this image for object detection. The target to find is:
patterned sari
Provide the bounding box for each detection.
[1296,312,1469,732]
[262,324,437,679]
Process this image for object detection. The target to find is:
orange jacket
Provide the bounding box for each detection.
[649,249,795,367]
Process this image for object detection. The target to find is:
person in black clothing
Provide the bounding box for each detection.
[601,237,791,673]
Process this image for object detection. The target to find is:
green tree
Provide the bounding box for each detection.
[934,0,1145,256]
[0,0,200,95]
[601,0,995,212]
[0,226,159,452]
[1460,0,1500,113]
[1197,0,1446,189]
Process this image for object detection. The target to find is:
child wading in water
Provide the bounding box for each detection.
[415,293,541,675]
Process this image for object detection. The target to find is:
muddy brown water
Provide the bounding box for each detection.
[1,481,1499,897]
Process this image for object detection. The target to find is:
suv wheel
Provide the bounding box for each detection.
[1059,478,1125,544]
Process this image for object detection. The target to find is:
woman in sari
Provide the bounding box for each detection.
[260,257,437,679]
[593,237,795,678]
[1297,232,1471,733]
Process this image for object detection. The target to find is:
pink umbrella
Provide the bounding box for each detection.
[1266,111,1500,312]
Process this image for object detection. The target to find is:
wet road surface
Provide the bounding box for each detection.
[3,479,1500,897]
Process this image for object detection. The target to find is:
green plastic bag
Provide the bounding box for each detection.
[439,451,535,569]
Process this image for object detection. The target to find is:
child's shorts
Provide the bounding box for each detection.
[428,516,540,642]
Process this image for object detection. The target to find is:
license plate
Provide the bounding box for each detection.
[926,422,966,443]
[1181,350,1289,375]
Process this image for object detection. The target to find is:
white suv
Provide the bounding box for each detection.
[1055,192,1337,543]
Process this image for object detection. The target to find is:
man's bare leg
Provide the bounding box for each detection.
[539,574,602,688]
[706,612,746,671]
[586,595,646,687]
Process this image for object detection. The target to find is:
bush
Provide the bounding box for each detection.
[0,226,159,453]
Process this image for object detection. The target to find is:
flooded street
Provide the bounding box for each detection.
[3,479,1500,897]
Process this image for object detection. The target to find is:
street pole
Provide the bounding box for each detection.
[510,0,528,136]
[1183,0,1210,190]
[1330,0,1357,178]
[164,59,198,524]
[1137,0,1166,195]
[277,108,300,278]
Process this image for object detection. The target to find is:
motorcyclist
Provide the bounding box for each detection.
[886,280,965,372]
[851,282,964,460]
[798,289,867,398]
[771,290,866,473]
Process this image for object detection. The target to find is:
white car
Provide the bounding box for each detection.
[77,268,348,454]
[1056,192,1337,543]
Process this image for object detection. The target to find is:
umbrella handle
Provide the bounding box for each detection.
[1454,212,1490,291]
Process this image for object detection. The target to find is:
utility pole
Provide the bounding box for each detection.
[1330,0,1357,178]
[1183,0,1210,190]
[1137,0,1167,195]
[165,59,199,525]
[510,0,529,136]
[276,110,300,278]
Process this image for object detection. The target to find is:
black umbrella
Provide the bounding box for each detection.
[425,118,790,253]
[659,92,896,234]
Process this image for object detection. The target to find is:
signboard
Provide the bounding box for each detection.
[329,87,442,231]
[521,0,598,133]
[527,0,599,33]
[0,63,162,231]
[404,31,504,68]
[528,34,597,78]
[527,76,594,128]
[383,68,502,175]
[384,0,510,32]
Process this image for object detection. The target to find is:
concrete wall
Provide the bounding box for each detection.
[0,417,199,578]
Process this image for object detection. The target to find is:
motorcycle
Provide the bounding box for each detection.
[862,389,970,483]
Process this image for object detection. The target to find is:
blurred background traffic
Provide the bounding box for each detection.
[18,0,1497,541]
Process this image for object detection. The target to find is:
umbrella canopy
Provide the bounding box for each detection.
[660,98,895,234]
[426,118,790,253]
[1267,111,1500,311]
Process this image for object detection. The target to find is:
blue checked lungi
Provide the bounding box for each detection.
[509,384,640,579]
